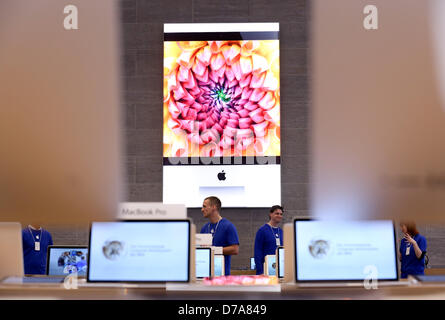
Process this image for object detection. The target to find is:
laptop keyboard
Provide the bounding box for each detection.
[1,276,64,284]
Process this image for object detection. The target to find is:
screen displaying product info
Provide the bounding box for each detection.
[214,255,224,276]
[195,248,211,278]
[88,221,190,282]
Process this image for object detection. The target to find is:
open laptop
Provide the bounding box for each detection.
[0,223,66,285]
[0,223,24,281]
[195,247,212,279]
[83,220,191,287]
[46,246,88,277]
[286,218,407,288]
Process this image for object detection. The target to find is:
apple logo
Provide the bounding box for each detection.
[217,170,226,181]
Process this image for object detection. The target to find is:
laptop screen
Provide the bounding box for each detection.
[195,247,211,278]
[294,219,398,281]
[47,246,88,276]
[88,220,190,282]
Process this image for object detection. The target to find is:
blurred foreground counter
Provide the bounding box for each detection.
[2,277,445,300]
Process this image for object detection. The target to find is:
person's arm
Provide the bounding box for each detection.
[223,222,240,256]
[223,244,239,255]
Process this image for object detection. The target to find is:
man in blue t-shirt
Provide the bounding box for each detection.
[200,196,239,275]
[254,205,284,275]
[22,225,53,275]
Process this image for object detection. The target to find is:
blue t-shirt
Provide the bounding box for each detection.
[22,228,53,275]
[201,218,239,275]
[399,234,427,278]
[254,224,283,275]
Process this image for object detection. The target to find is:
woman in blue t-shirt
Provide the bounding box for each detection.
[399,221,427,279]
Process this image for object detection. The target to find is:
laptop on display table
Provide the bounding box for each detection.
[288,218,407,288]
[82,220,191,288]
[46,245,88,277]
[0,223,67,285]
[195,247,212,279]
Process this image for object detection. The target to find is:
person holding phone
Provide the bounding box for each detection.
[399,221,427,279]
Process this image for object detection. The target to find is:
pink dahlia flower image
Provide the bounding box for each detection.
[163,40,280,158]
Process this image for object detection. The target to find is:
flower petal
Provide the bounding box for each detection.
[258,91,276,110]
[241,87,253,100]
[231,60,242,81]
[240,56,253,75]
[249,88,266,102]
[252,121,269,137]
[241,40,259,56]
[252,54,269,74]
[192,59,207,77]
[178,65,190,82]
[262,71,278,91]
[239,117,252,129]
[237,109,250,118]
[183,73,197,89]
[249,108,264,123]
[196,46,212,65]
[239,74,252,88]
[227,44,241,65]
[250,71,266,88]
[225,66,235,82]
[210,52,225,71]
[194,67,209,82]
[177,50,195,69]
[264,104,280,124]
